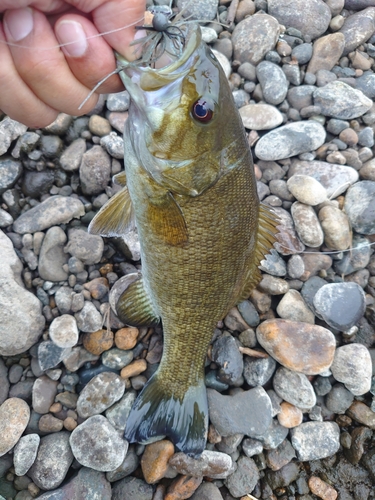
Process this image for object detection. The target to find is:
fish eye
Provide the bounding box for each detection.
[191,97,214,123]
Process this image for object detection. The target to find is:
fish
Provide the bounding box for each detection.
[88,19,279,457]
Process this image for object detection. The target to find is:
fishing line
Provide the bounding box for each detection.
[274,241,375,256]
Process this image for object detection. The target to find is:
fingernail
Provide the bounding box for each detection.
[56,20,88,57]
[4,8,34,42]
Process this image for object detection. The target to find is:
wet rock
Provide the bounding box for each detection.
[70,415,127,471]
[326,383,354,414]
[207,387,272,437]
[256,61,289,105]
[28,432,73,490]
[141,440,174,484]
[75,301,103,333]
[211,335,243,384]
[313,81,372,119]
[112,476,153,500]
[344,180,375,235]
[307,33,345,74]
[291,421,340,460]
[13,434,40,476]
[32,375,58,414]
[291,202,324,248]
[49,314,79,348]
[59,138,86,171]
[268,0,331,39]
[339,7,375,54]
[330,344,372,395]
[318,205,351,250]
[277,402,303,428]
[79,145,111,195]
[65,228,104,265]
[232,13,280,65]
[243,355,277,387]
[313,283,366,331]
[0,231,45,356]
[77,372,125,418]
[255,121,326,161]
[273,367,316,410]
[169,450,232,478]
[287,175,327,205]
[224,455,259,498]
[38,226,68,282]
[239,103,283,130]
[0,398,30,457]
[13,196,84,234]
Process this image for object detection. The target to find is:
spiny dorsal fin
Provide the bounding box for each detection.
[147,192,188,246]
[113,171,127,186]
[88,186,135,237]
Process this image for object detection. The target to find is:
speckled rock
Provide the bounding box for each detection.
[77,372,125,418]
[277,402,303,428]
[325,383,354,414]
[141,440,175,484]
[0,398,30,457]
[330,344,372,396]
[291,202,324,248]
[287,175,327,205]
[75,301,103,333]
[38,226,68,282]
[105,390,137,434]
[82,329,114,355]
[276,289,316,324]
[256,61,289,105]
[49,314,79,348]
[79,145,111,195]
[65,228,104,265]
[13,434,40,476]
[243,354,277,387]
[32,376,58,414]
[38,340,70,371]
[0,117,27,156]
[177,0,219,21]
[111,477,153,500]
[344,180,375,235]
[273,367,316,409]
[318,205,351,250]
[339,7,375,54]
[307,33,345,73]
[59,138,86,171]
[169,450,232,478]
[211,335,243,384]
[313,81,373,119]
[239,103,283,130]
[224,455,259,498]
[291,421,340,461]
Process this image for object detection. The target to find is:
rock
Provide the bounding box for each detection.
[334,235,372,276]
[0,360,9,405]
[88,115,111,136]
[79,146,111,195]
[232,13,280,65]
[177,0,218,20]
[82,329,114,355]
[100,133,124,159]
[49,314,79,348]
[112,476,153,500]
[264,461,300,489]
[265,438,296,471]
[13,196,84,234]
[307,33,345,74]
[277,402,303,428]
[32,376,58,414]
[105,390,137,433]
[62,346,99,372]
[13,434,40,476]
[165,475,203,500]
[0,231,45,356]
[291,421,340,461]
[0,208,13,227]
[207,387,272,437]
[120,359,147,379]
[344,180,375,235]
[0,398,30,457]
[59,138,86,171]
[239,103,283,130]
[313,81,373,119]
[243,355,277,387]
[107,91,130,111]
[287,175,327,205]
[115,327,139,350]
[255,121,326,161]
[313,283,366,331]
[291,202,324,248]
[211,335,243,384]
[169,450,232,478]
[38,226,69,281]
[330,344,372,396]
[75,301,103,333]
[256,61,289,105]
[224,455,259,498]
[339,7,375,54]
[106,445,139,482]
[38,341,70,371]
[0,117,27,156]
[287,85,316,110]
[308,476,338,500]
[347,401,375,428]
[141,440,174,484]
[318,205,351,250]
[65,228,104,265]
[273,367,316,409]
[77,372,125,418]
[325,383,354,413]
[356,73,375,99]
[28,432,73,490]
[70,415,127,471]
[190,482,224,500]
[22,170,55,198]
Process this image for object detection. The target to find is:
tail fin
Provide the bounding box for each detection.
[124,373,208,458]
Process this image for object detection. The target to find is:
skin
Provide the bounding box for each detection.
[0,0,146,127]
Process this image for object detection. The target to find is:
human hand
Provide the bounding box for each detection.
[0,0,146,128]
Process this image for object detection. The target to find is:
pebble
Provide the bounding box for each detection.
[259,275,289,295]
[339,6,375,54]
[287,175,327,205]
[313,81,373,119]
[356,73,375,99]
[277,402,303,428]
[232,13,280,65]
[264,461,300,490]
[38,226,68,281]
[49,314,79,348]
[28,432,73,490]
[313,282,367,331]
[347,401,375,428]
[207,387,272,437]
[120,359,147,378]
[330,343,372,395]
[169,450,232,478]
[102,347,133,370]
[307,33,345,73]
[237,300,260,328]
[38,340,70,371]
[243,354,277,387]
[0,361,10,404]
[32,375,58,414]
[254,121,326,161]
[0,398,30,457]
[256,61,289,105]
[22,169,55,199]
[273,367,316,409]
[268,0,331,39]
[291,202,324,248]
[107,91,130,111]
[177,0,218,21]
[318,205,351,250]
[59,138,86,171]
[0,207,13,227]
[333,235,372,275]
[13,434,40,476]
[239,103,283,130]
[0,231,45,356]
[76,372,125,418]
[190,482,224,500]
[100,133,124,159]
[105,390,137,433]
[70,415,127,471]
[224,455,259,498]
[325,383,354,413]
[309,476,338,500]
[106,445,139,482]
[115,326,139,350]
[291,421,340,461]
[211,335,243,384]
[276,289,316,324]
[79,146,111,195]
[88,115,111,136]
[165,475,202,500]
[0,117,27,156]
[74,301,103,333]
[65,228,104,265]
[111,476,153,500]
[82,328,114,356]
[344,180,375,234]
[141,440,175,484]
[38,413,64,433]
[265,438,296,471]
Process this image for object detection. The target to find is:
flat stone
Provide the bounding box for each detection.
[307,33,345,74]
[59,138,86,171]
[37,341,70,371]
[13,434,40,476]
[344,180,375,235]
[38,226,68,282]
[0,398,30,457]
[141,440,175,484]
[318,205,351,250]
[13,196,84,234]
[79,145,111,195]
[169,450,232,478]
[65,228,104,265]
[347,401,375,428]
[255,121,326,161]
[313,81,373,119]
[28,432,73,490]
[75,301,103,333]
[239,103,283,130]
[0,117,27,156]
[339,7,375,54]
[224,456,259,498]
[32,376,58,414]
[291,202,324,248]
[330,344,372,396]
[77,371,125,418]
[256,61,289,105]
[273,367,316,410]
[291,421,340,461]
[287,175,327,205]
[243,355,277,387]
[49,314,79,348]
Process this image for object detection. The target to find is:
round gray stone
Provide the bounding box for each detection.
[256,61,289,105]
[313,81,373,119]
[330,344,372,396]
[344,180,375,234]
[291,421,340,461]
[77,371,125,418]
[13,434,40,476]
[273,367,316,409]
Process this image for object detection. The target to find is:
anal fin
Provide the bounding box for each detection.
[116,276,159,327]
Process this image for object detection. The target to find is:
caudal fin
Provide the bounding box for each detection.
[124,373,208,458]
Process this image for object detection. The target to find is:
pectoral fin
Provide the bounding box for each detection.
[116,276,159,327]
[113,171,127,186]
[147,192,188,247]
[88,186,135,237]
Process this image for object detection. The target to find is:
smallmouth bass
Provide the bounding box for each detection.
[89,21,278,457]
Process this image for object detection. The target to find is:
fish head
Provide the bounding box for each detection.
[116,24,243,197]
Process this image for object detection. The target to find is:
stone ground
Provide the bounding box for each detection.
[1,0,375,499]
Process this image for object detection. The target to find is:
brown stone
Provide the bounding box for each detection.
[308,476,338,500]
[277,402,303,428]
[318,205,351,251]
[344,426,372,465]
[208,424,222,444]
[120,359,147,379]
[82,329,114,355]
[63,416,78,431]
[169,450,232,477]
[347,401,375,429]
[0,398,30,457]
[84,277,109,300]
[141,440,175,484]
[115,327,139,350]
[256,319,336,375]
[300,253,332,281]
[249,289,272,314]
[307,33,345,74]
[224,307,250,332]
[165,475,203,500]
[339,128,359,146]
[38,414,64,433]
